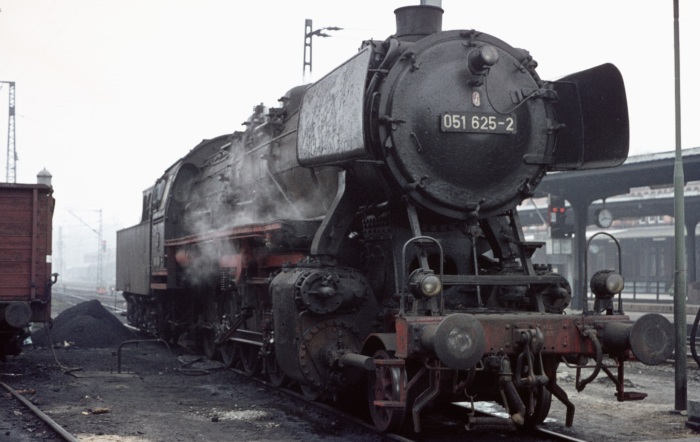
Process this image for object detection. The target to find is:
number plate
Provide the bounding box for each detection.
[440,112,517,134]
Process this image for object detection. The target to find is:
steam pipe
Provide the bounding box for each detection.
[575,330,602,392]
[497,358,526,425]
[265,160,303,217]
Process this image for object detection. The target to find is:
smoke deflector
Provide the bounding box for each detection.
[548,63,630,170]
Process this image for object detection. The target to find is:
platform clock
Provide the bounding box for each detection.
[595,208,613,228]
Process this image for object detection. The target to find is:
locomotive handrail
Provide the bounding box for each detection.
[246,128,297,156]
[164,221,293,246]
[584,232,623,314]
[441,274,568,286]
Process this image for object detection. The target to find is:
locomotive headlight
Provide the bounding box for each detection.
[409,269,442,298]
[590,270,624,299]
[421,274,442,297]
[468,44,499,74]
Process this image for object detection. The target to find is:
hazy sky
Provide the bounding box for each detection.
[1,0,699,236]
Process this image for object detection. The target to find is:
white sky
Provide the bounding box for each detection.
[1,0,699,237]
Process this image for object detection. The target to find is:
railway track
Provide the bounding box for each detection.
[1,381,78,442]
[3,353,584,442]
[227,364,588,442]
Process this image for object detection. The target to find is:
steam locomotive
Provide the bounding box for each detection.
[117,4,674,432]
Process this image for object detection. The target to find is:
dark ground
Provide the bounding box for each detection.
[2,345,385,442]
[1,300,383,442]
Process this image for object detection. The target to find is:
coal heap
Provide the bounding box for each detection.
[33,299,138,348]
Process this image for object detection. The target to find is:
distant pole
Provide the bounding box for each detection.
[302,19,341,83]
[1,81,16,183]
[65,208,105,290]
[672,0,687,412]
[303,19,313,82]
[97,209,104,290]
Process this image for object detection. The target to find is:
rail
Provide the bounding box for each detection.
[1,381,79,442]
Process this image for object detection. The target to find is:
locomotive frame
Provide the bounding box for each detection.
[117,4,674,433]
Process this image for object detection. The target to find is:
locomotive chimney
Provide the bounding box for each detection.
[394,4,443,42]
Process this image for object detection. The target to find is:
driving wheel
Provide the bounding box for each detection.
[220,341,239,368]
[266,350,290,387]
[237,343,260,376]
[367,349,406,432]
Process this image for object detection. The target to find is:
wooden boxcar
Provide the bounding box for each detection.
[0,182,55,359]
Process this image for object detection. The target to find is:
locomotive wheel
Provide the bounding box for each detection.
[300,383,323,401]
[266,351,290,387]
[220,341,239,368]
[523,384,552,427]
[238,343,260,376]
[0,337,9,362]
[367,349,406,432]
[523,354,557,427]
[200,329,218,360]
[156,293,178,344]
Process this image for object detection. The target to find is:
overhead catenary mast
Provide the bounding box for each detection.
[66,208,105,290]
[302,19,341,83]
[1,81,16,183]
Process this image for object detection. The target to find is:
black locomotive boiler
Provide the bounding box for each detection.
[117,4,674,432]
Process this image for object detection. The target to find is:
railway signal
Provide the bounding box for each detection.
[549,195,573,238]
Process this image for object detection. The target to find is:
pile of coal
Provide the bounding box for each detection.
[32,300,138,348]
